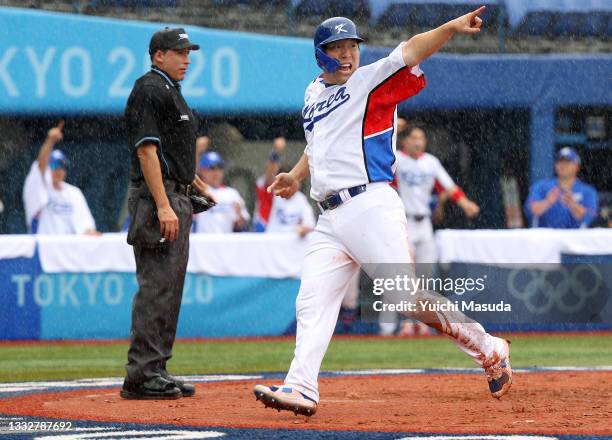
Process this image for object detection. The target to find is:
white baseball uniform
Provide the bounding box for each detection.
[395,151,456,262]
[193,185,249,233]
[266,191,316,234]
[23,161,96,234]
[380,152,457,334]
[284,42,506,402]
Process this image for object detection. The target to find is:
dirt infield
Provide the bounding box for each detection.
[1,371,611,436]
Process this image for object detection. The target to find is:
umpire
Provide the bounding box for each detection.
[121,27,209,400]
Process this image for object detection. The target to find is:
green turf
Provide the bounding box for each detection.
[1,334,611,382]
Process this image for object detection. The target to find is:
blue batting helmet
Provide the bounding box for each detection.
[314,17,363,73]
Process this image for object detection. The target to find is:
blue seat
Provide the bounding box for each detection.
[378,4,408,27]
[378,2,499,30]
[517,11,555,36]
[215,0,283,6]
[378,4,437,28]
[93,0,177,6]
[327,0,370,20]
[420,4,447,27]
[552,12,583,37]
[213,0,243,5]
[603,13,612,38]
[295,0,329,18]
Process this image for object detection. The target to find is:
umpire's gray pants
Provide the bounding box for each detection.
[125,187,192,384]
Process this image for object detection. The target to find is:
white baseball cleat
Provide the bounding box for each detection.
[483,338,513,399]
[253,384,317,416]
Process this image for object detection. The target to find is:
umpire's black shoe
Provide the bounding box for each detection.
[120,376,182,400]
[161,372,196,397]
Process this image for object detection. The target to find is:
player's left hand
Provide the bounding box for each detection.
[267,173,299,199]
[295,224,313,238]
[452,6,485,34]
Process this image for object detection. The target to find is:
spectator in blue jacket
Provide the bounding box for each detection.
[525,147,598,228]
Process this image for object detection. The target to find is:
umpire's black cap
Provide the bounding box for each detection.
[149,27,200,55]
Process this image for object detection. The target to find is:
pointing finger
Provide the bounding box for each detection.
[267,175,283,193]
[471,5,486,17]
[267,181,278,194]
[57,120,65,131]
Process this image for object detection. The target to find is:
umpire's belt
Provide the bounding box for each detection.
[165,179,192,196]
[318,185,366,212]
[132,179,191,197]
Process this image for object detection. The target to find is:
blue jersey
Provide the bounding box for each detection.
[524,178,598,229]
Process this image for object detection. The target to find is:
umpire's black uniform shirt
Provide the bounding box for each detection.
[126,65,196,184]
[123,65,196,385]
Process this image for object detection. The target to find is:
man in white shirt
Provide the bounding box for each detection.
[266,192,316,236]
[384,125,480,336]
[193,151,250,233]
[22,121,98,235]
[396,126,481,264]
[253,137,316,237]
[396,125,480,261]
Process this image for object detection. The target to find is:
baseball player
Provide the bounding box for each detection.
[383,125,480,336]
[23,121,99,235]
[254,137,316,236]
[253,10,512,416]
[266,186,316,236]
[397,125,479,261]
[193,151,250,233]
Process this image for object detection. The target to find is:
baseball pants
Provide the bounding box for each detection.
[125,186,193,385]
[284,183,502,402]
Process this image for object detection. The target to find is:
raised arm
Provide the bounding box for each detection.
[264,137,287,186]
[402,6,485,67]
[37,120,64,174]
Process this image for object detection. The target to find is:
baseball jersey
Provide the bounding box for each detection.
[395,152,456,216]
[22,162,96,234]
[524,178,598,228]
[266,191,316,234]
[303,42,426,202]
[253,175,274,232]
[193,185,250,233]
[125,66,197,185]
